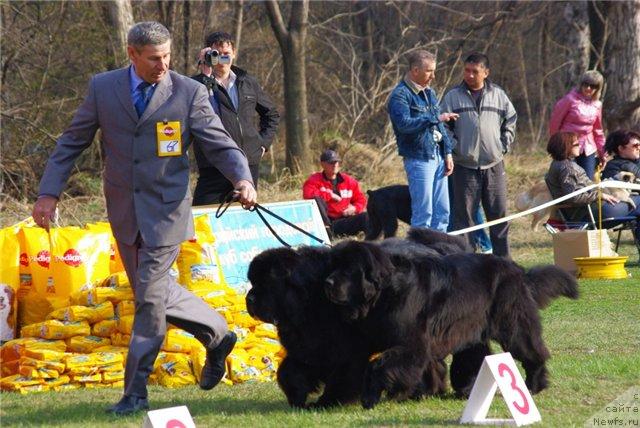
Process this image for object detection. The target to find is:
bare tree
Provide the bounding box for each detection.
[101,0,134,69]
[183,1,191,73]
[603,0,640,130]
[234,0,244,58]
[265,0,310,174]
[562,1,590,87]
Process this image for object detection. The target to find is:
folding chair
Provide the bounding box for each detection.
[543,201,639,256]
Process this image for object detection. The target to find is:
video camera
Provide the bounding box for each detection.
[203,49,231,67]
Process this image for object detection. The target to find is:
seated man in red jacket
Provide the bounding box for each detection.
[303,149,368,238]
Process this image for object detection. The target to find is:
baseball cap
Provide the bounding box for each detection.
[320,149,341,163]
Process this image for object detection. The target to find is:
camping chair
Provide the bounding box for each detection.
[544,204,637,252]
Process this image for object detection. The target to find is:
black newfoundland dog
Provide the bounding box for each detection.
[245,245,369,408]
[365,185,411,240]
[324,241,579,409]
[245,228,471,408]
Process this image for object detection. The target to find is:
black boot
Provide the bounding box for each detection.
[106,395,149,415]
[200,331,237,390]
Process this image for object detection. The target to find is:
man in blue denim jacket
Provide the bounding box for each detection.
[388,50,459,232]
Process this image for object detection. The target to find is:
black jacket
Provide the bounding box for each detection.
[192,66,279,166]
[602,156,640,180]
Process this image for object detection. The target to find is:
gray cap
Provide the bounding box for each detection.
[320,149,341,163]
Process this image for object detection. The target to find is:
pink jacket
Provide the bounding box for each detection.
[549,88,605,158]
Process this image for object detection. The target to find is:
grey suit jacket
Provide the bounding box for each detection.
[38,67,252,247]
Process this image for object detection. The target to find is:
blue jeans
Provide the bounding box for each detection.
[447,176,492,252]
[575,153,597,180]
[403,154,449,233]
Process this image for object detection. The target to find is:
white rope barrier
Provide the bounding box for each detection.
[449,180,640,236]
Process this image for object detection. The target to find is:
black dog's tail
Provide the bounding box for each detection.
[525,265,579,308]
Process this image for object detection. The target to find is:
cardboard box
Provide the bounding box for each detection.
[552,229,616,274]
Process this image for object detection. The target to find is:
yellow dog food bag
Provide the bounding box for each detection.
[110,332,131,347]
[92,319,118,337]
[0,374,43,390]
[154,352,196,387]
[162,329,201,353]
[0,227,20,341]
[116,315,134,335]
[85,222,125,274]
[20,320,90,340]
[66,335,112,353]
[176,215,227,293]
[19,356,65,373]
[47,301,114,324]
[49,227,111,298]
[18,365,59,379]
[1,338,66,362]
[115,300,135,318]
[20,227,55,296]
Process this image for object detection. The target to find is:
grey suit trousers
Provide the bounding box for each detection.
[117,237,229,398]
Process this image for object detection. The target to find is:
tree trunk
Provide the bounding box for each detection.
[234,0,244,59]
[588,1,609,71]
[562,1,590,87]
[265,0,310,174]
[603,0,640,130]
[103,0,134,69]
[183,1,191,74]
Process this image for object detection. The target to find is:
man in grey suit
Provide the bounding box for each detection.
[32,22,256,415]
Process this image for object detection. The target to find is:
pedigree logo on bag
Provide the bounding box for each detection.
[60,249,83,267]
[50,227,111,298]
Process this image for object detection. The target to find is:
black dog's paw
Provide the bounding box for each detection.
[361,389,382,409]
[526,374,549,395]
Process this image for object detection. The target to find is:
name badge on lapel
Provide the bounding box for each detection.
[156,121,182,157]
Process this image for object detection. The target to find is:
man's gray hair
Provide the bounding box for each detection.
[407,50,436,69]
[127,21,171,50]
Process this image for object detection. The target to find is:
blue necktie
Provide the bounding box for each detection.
[134,81,152,117]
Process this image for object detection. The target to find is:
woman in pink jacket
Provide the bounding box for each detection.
[549,70,605,179]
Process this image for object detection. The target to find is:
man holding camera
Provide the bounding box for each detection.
[192,31,280,205]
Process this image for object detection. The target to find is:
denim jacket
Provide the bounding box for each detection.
[387,78,452,161]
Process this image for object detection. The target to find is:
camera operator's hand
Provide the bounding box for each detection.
[198,47,213,77]
[233,180,257,209]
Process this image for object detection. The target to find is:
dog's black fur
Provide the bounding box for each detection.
[365,185,411,240]
[324,241,579,409]
[245,228,471,408]
[246,245,370,408]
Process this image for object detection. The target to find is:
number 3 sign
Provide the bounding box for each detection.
[460,352,541,426]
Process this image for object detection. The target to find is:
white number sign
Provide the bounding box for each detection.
[460,352,541,426]
[141,405,196,428]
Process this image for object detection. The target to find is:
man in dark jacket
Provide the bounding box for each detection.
[192,31,280,205]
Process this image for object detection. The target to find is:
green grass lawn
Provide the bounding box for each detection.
[2,257,638,427]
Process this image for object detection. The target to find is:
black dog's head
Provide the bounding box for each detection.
[246,246,331,326]
[324,241,394,320]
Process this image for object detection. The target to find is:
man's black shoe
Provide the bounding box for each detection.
[200,331,237,390]
[106,395,149,415]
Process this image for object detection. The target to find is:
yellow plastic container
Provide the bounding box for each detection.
[574,256,629,279]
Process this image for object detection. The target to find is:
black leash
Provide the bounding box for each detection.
[215,191,331,248]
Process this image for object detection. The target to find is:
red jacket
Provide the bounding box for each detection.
[302,172,367,219]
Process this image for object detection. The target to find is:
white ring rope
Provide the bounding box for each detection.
[449,180,640,236]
